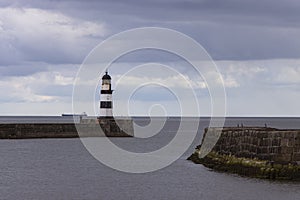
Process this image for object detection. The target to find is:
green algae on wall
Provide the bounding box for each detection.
[188,151,300,180]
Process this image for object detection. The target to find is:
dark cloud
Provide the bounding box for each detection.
[0,64,46,77]
[7,0,300,27]
[1,0,299,61]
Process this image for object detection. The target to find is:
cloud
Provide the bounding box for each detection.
[0,59,299,116]
[0,7,107,65]
[0,63,46,77]
[0,67,76,103]
[217,59,300,87]
[268,66,300,85]
[275,67,300,84]
[8,0,300,27]
[0,1,300,116]
[115,74,206,89]
[1,0,300,61]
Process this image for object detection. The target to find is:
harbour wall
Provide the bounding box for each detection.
[189,127,300,180]
[200,127,300,163]
[0,118,133,139]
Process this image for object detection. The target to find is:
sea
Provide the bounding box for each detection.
[0,116,299,200]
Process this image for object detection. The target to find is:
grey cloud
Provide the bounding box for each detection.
[0,64,46,77]
[0,62,79,78]
[1,0,299,60]
[8,0,300,27]
[34,84,73,97]
[0,6,106,66]
[1,0,300,116]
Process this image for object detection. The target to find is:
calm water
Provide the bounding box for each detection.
[0,117,300,200]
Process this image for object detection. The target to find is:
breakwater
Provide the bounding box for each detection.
[189,127,300,180]
[0,117,133,139]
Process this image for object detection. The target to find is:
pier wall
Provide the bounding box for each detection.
[202,127,300,163]
[0,118,133,139]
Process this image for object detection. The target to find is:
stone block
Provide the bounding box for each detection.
[293,153,300,161]
[281,147,293,154]
[281,138,289,146]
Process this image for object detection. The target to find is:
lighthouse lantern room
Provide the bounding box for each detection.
[100,71,113,117]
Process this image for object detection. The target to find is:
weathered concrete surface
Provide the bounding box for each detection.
[0,118,134,139]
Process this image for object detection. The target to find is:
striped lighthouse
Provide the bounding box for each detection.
[100,71,113,117]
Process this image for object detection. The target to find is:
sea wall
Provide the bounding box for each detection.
[0,118,133,139]
[201,127,300,163]
[189,127,300,180]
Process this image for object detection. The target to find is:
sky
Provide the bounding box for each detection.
[0,0,300,116]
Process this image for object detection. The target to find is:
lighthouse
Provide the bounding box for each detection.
[100,71,113,117]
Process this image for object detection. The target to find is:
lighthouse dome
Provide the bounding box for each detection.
[102,71,111,80]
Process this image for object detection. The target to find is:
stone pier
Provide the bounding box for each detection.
[0,117,134,139]
[189,127,300,180]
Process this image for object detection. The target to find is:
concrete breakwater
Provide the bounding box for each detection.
[0,118,133,139]
[189,127,300,180]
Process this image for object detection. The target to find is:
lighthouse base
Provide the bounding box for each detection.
[97,117,134,137]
